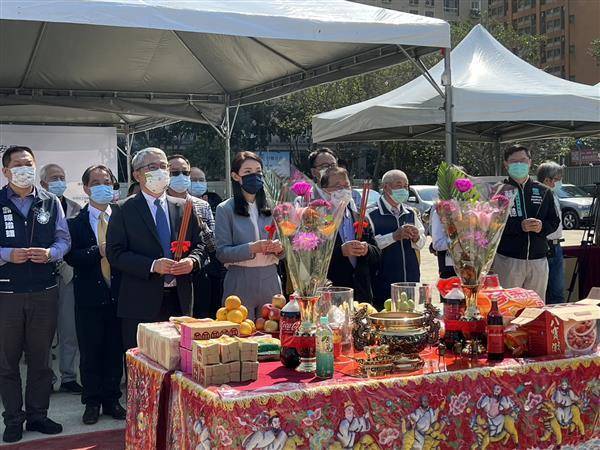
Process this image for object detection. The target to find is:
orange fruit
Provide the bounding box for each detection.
[243,319,256,331]
[225,296,242,311]
[216,307,228,321]
[239,322,254,336]
[239,305,249,321]
[227,309,244,324]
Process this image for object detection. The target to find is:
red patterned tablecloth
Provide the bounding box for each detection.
[167,352,600,449]
[125,349,173,450]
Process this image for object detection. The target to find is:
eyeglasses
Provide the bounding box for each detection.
[170,170,190,177]
[137,162,168,171]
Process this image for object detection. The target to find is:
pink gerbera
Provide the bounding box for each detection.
[292,232,320,251]
[291,181,313,197]
[454,178,474,193]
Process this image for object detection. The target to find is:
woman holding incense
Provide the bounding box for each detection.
[215,151,283,320]
[321,166,381,304]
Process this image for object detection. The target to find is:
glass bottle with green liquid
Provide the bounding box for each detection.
[316,316,334,379]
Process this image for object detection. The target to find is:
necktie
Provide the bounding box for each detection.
[97,212,111,286]
[154,198,174,283]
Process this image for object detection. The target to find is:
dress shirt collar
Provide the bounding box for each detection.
[88,203,112,220]
[380,196,407,216]
[7,184,36,200]
[142,190,167,209]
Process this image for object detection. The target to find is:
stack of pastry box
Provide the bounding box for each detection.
[179,320,259,386]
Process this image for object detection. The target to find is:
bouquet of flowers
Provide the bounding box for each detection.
[264,170,349,299]
[435,163,516,320]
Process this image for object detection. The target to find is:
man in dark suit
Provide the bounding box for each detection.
[320,167,380,303]
[64,165,125,425]
[106,148,208,351]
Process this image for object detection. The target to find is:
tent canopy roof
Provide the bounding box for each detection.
[313,24,600,144]
[0,0,450,132]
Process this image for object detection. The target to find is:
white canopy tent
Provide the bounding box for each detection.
[0,0,451,193]
[313,25,600,166]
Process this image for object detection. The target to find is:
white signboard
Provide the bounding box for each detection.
[0,125,117,205]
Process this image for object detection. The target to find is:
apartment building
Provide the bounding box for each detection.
[353,0,489,22]
[488,0,600,84]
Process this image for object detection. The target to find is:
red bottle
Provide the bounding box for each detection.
[279,295,301,369]
[486,298,504,361]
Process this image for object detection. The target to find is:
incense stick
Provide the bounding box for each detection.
[356,179,371,240]
[174,199,193,260]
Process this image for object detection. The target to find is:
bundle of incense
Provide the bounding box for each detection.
[356,180,371,241]
[173,199,193,260]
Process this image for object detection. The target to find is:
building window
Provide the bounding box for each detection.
[444,0,459,15]
[409,0,419,6]
[425,0,435,6]
[425,10,434,16]
[410,9,419,14]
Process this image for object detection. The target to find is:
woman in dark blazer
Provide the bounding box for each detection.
[215,152,283,320]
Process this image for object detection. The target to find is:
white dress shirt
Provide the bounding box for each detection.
[143,191,176,286]
[430,208,453,267]
[88,204,112,243]
[234,201,278,268]
[546,192,563,241]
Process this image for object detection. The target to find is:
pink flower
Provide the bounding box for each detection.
[436,200,457,216]
[273,203,293,221]
[292,232,321,251]
[292,181,313,197]
[455,178,474,193]
[524,392,543,412]
[378,427,400,445]
[449,392,470,416]
[473,205,494,230]
[491,194,510,209]
[309,199,332,209]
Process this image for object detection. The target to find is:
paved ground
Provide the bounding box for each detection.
[0,230,584,446]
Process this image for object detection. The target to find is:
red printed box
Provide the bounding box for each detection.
[512,299,600,357]
[180,321,240,350]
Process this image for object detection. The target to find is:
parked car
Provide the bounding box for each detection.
[353,188,381,207]
[556,184,593,230]
[407,185,439,216]
[578,184,599,197]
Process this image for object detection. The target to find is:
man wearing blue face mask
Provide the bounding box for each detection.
[493,146,559,300]
[40,164,82,395]
[190,167,208,197]
[167,155,216,317]
[64,165,125,425]
[367,170,426,308]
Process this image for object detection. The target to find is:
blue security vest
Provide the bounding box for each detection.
[0,186,59,293]
[367,198,420,302]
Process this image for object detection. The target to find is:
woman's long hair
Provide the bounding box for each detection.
[231,151,271,217]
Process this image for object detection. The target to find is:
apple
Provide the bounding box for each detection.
[269,307,281,322]
[261,303,273,320]
[272,294,286,309]
[255,317,266,331]
[264,319,279,333]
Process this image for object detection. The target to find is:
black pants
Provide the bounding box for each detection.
[192,269,212,319]
[437,250,457,279]
[121,289,182,352]
[75,303,123,408]
[0,287,58,427]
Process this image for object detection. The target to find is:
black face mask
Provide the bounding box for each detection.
[241,173,263,195]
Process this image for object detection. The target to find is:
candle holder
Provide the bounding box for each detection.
[296,295,319,372]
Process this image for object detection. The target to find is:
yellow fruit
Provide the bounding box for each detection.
[239,322,254,336]
[227,309,244,324]
[225,295,242,311]
[216,307,228,321]
[244,319,256,331]
[239,305,248,321]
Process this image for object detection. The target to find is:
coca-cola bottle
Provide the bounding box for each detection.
[486,298,504,361]
[280,295,301,369]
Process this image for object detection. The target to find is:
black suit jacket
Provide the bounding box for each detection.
[64,204,121,308]
[106,193,207,320]
[327,208,381,303]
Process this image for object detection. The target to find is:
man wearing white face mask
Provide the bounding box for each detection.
[0,146,70,443]
[40,164,82,395]
[106,148,208,351]
[167,155,215,318]
[64,165,125,425]
[367,170,426,308]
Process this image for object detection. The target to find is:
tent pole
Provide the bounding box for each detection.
[125,130,132,186]
[443,48,454,163]
[494,139,502,176]
[224,105,232,198]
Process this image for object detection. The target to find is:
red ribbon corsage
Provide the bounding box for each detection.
[353,220,369,232]
[265,224,277,239]
[170,240,191,254]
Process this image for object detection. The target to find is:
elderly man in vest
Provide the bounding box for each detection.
[367,170,425,308]
[40,163,83,394]
[0,146,71,443]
